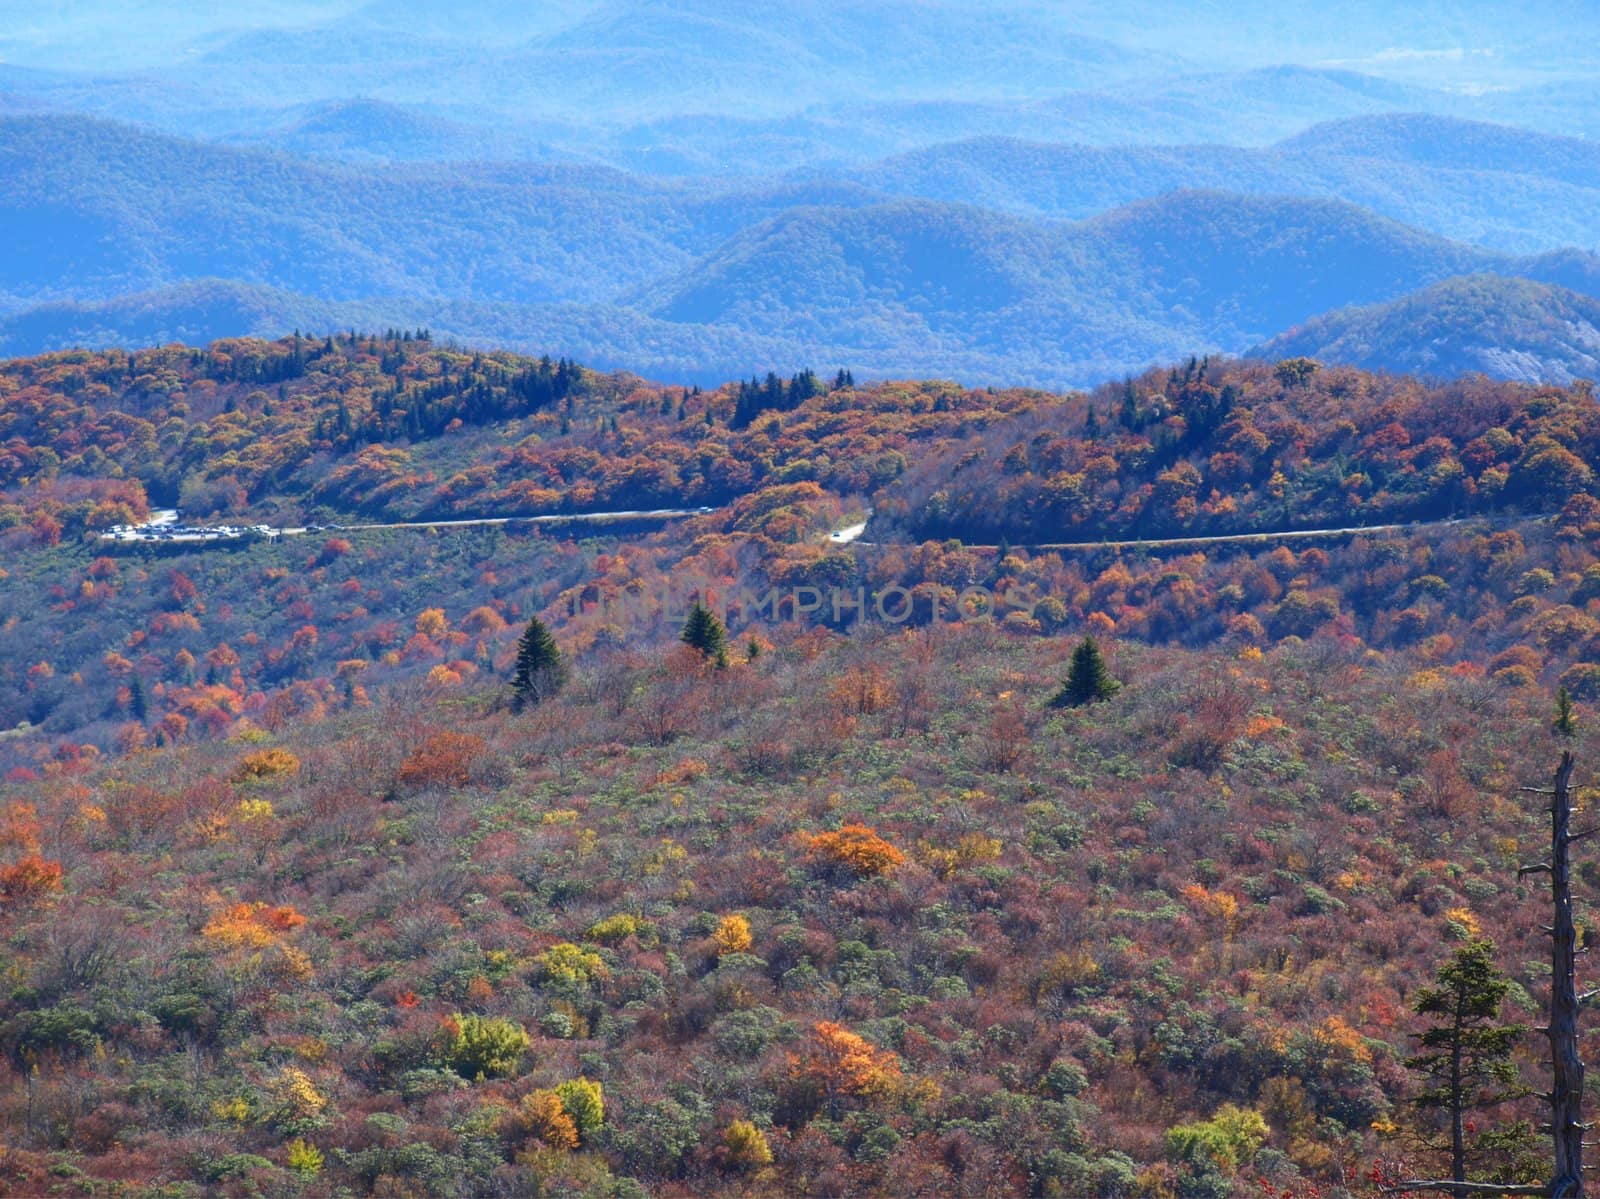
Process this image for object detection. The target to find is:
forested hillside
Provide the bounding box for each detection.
[863,116,1600,253]
[1253,277,1600,384]
[3,335,1600,1195]
[1,611,1589,1198]
[6,334,1600,776]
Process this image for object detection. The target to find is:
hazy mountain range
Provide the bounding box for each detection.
[1,0,1596,385]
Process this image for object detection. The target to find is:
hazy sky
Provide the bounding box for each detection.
[1,0,1591,87]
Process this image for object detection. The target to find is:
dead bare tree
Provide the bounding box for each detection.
[1525,752,1585,1199]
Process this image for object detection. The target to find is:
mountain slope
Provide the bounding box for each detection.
[635,191,1593,381]
[7,188,1598,388]
[861,115,1600,253]
[0,114,693,307]
[1278,112,1600,185]
[216,98,581,164]
[5,111,1598,387]
[1252,274,1600,383]
[0,280,367,355]
[0,113,894,310]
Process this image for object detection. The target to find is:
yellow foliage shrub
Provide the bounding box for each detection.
[587,913,642,944]
[535,942,609,986]
[723,1119,773,1170]
[266,1066,326,1122]
[711,913,753,955]
[235,797,274,822]
[231,748,300,782]
[203,902,307,949]
[921,832,1002,879]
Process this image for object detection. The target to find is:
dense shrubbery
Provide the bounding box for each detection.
[0,615,1588,1195]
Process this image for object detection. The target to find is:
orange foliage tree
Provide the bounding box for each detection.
[791,1021,901,1120]
[804,823,905,879]
[0,854,63,902]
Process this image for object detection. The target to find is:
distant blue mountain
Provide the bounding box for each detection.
[5,153,1596,389]
[1253,275,1600,384]
[857,115,1600,253]
[4,1,1597,156]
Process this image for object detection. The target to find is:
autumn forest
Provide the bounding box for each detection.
[0,329,1594,1197]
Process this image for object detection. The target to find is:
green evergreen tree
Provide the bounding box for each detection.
[681,601,728,668]
[1052,637,1120,707]
[1555,685,1577,738]
[1406,939,1531,1191]
[511,616,567,709]
[1119,382,1138,429]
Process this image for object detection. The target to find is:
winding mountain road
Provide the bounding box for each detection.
[102,506,710,544]
[107,502,1544,556]
[827,511,1546,552]
[330,508,707,533]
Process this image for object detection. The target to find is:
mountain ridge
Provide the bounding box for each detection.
[1252,274,1600,383]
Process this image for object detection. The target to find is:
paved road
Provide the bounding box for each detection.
[108,503,1544,555]
[333,508,704,533]
[102,507,708,544]
[1014,515,1528,552]
[827,511,1545,552]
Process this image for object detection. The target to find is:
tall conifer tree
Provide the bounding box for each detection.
[512,616,566,709]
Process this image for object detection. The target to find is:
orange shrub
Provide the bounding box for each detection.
[460,606,507,635]
[805,823,905,878]
[397,731,486,790]
[792,1021,901,1114]
[828,666,895,715]
[203,902,307,949]
[507,1090,579,1151]
[0,854,63,901]
[651,757,709,789]
[0,802,42,853]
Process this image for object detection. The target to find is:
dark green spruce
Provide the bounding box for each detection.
[1555,685,1576,738]
[511,615,567,709]
[681,601,728,668]
[1053,636,1120,707]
